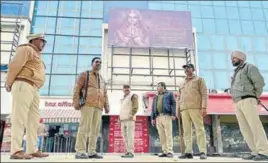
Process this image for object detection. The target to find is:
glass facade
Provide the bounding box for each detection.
[31,1,268,96]
[1,1,30,17]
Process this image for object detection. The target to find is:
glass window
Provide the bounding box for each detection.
[262,73,268,91]
[201,1,213,5]
[213,6,227,19]
[252,37,267,52]
[58,1,81,17]
[201,6,214,18]
[254,21,267,35]
[50,75,76,96]
[31,27,45,34]
[162,3,175,10]
[42,54,52,73]
[79,37,102,54]
[34,1,58,16]
[149,2,162,10]
[199,70,214,89]
[163,1,174,4]
[225,1,237,7]
[249,1,262,8]
[251,8,265,21]
[263,2,268,9]
[213,1,225,6]
[32,17,56,34]
[241,21,255,35]
[255,54,268,71]
[80,19,102,36]
[188,1,200,5]
[215,19,229,34]
[228,20,242,34]
[246,54,256,65]
[264,9,268,21]
[198,52,212,69]
[174,1,187,4]
[77,55,101,73]
[56,18,79,35]
[211,35,224,50]
[239,37,252,52]
[226,7,239,19]
[174,4,188,11]
[43,35,54,53]
[39,75,50,96]
[214,71,230,90]
[52,55,77,74]
[81,1,103,18]
[237,1,250,7]
[192,18,203,32]
[188,5,201,18]
[54,36,79,54]
[202,19,216,33]
[239,8,252,20]
[225,36,238,50]
[197,35,211,50]
[212,52,228,70]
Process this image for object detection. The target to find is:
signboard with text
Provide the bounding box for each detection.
[108,8,193,49]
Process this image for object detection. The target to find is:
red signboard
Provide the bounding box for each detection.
[108,116,149,153]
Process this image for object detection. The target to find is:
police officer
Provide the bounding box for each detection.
[230,50,268,161]
[177,64,208,160]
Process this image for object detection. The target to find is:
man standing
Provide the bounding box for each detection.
[119,84,139,158]
[151,82,176,158]
[230,50,268,161]
[177,64,208,160]
[73,57,109,159]
[37,118,46,152]
[6,33,49,159]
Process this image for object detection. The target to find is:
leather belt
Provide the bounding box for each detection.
[16,78,35,87]
[238,95,256,101]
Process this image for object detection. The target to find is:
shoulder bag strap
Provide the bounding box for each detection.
[84,71,90,101]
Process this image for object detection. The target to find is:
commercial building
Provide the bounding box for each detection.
[1,1,268,154]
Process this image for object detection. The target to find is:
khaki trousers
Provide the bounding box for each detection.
[10,81,40,154]
[75,106,102,155]
[181,109,206,154]
[235,98,268,156]
[121,120,135,154]
[156,115,173,154]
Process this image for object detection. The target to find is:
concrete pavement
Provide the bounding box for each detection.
[0,153,258,162]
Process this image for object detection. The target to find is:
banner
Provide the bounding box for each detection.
[108,8,193,49]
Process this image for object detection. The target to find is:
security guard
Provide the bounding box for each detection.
[6,33,49,159]
[230,50,268,161]
[177,64,208,160]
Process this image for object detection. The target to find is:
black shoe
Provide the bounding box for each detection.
[200,153,207,160]
[75,153,88,159]
[158,153,167,157]
[88,154,103,159]
[166,153,174,158]
[121,152,134,158]
[253,154,268,161]
[242,154,256,160]
[179,153,193,159]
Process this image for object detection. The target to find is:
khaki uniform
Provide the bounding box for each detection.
[177,75,208,154]
[6,44,46,154]
[73,71,109,155]
[119,93,139,154]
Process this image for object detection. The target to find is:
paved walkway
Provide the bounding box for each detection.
[1,153,256,162]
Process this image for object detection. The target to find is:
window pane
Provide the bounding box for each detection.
[43,35,54,53]
[214,71,230,90]
[197,35,211,50]
[262,73,268,91]
[34,1,58,16]
[174,4,188,11]
[54,36,79,54]
[188,5,201,18]
[56,18,79,35]
[214,6,227,19]
[79,37,102,54]
[58,1,81,17]
[264,9,268,21]
[215,19,229,34]
[255,54,268,71]
[229,20,242,34]
[239,8,252,20]
[199,70,214,89]
[254,21,267,35]
[212,52,228,69]
[253,37,267,52]
[149,2,162,10]
[241,21,254,35]
[77,55,101,73]
[200,1,213,5]
[251,8,265,21]
[211,35,224,50]
[42,54,52,73]
[198,52,212,69]
[52,55,77,74]
[188,1,200,5]
[249,1,262,7]
[162,3,175,10]
[237,1,250,7]
[239,37,252,51]
[226,7,239,19]
[203,19,216,33]
[263,2,268,8]
[246,54,256,65]
[201,6,214,18]
[213,1,225,6]
[80,19,102,36]
[192,18,203,32]
[225,36,238,50]
[40,75,50,96]
[91,1,103,18]
[50,75,76,96]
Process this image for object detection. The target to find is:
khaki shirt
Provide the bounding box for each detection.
[6,44,46,88]
[176,75,208,115]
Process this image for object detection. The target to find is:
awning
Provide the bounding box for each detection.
[144,92,268,115]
